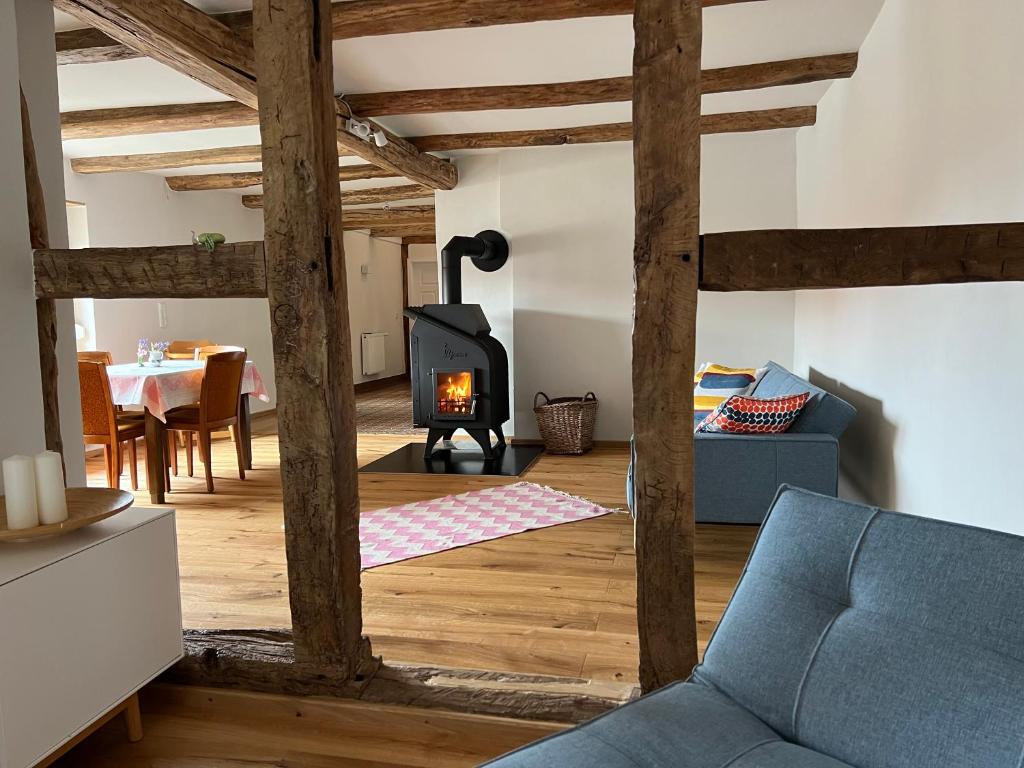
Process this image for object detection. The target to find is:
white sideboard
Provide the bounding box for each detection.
[0,507,183,768]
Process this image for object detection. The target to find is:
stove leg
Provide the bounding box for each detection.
[466,429,496,460]
[493,425,507,450]
[424,428,448,459]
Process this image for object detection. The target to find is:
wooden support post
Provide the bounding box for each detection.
[20,87,64,470]
[632,0,702,692]
[252,0,374,674]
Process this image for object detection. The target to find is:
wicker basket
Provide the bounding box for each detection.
[533,392,598,455]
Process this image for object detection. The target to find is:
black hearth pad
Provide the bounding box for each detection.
[360,442,544,477]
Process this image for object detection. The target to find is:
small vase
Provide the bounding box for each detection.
[150,350,164,367]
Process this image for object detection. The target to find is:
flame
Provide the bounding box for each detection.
[439,371,472,413]
[445,372,471,401]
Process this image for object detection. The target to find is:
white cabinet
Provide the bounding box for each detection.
[0,507,182,768]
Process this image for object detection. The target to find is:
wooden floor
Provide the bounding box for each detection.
[85,417,757,685]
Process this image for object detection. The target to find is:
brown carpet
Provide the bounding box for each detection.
[356,381,426,435]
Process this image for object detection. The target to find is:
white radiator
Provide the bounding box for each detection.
[361,332,388,376]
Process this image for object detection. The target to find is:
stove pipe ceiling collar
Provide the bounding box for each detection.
[440,230,509,304]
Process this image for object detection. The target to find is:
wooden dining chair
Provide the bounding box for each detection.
[77,350,113,365]
[166,339,214,360]
[165,350,247,493]
[197,345,245,359]
[78,361,145,490]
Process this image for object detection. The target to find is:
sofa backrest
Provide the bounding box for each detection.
[751,361,855,438]
[693,486,1024,768]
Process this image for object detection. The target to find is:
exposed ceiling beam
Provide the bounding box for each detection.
[72,144,266,173]
[167,164,399,192]
[401,234,436,246]
[60,54,853,141]
[54,0,456,189]
[342,205,435,231]
[368,225,438,239]
[52,0,258,107]
[242,184,433,209]
[411,107,816,151]
[342,54,856,116]
[71,107,813,175]
[55,0,763,65]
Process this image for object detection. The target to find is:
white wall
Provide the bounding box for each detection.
[436,131,798,440]
[0,0,87,488]
[794,0,1024,532]
[344,233,408,385]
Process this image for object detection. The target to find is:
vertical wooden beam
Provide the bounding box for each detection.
[632,0,702,692]
[252,0,373,673]
[20,86,64,471]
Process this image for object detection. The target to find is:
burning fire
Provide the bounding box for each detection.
[438,371,472,414]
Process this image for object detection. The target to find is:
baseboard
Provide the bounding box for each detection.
[354,373,410,394]
[509,438,631,450]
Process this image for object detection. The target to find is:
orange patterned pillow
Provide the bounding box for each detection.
[696,392,810,435]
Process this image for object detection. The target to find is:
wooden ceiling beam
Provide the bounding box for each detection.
[59,54,853,140]
[242,184,433,209]
[166,164,400,192]
[342,205,435,231]
[55,0,456,189]
[401,234,437,246]
[70,107,814,175]
[52,0,259,108]
[56,0,763,65]
[700,224,1024,291]
[343,54,856,117]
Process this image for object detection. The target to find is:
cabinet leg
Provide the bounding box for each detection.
[123,693,143,743]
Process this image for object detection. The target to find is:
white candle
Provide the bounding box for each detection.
[33,451,67,525]
[2,455,39,530]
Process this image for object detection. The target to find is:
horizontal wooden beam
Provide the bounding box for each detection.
[402,235,436,246]
[242,184,433,209]
[56,0,762,65]
[167,164,399,192]
[72,144,265,173]
[166,628,631,724]
[411,107,816,151]
[59,54,853,140]
[70,107,813,175]
[52,0,258,108]
[369,225,438,239]
[343,205,435,231]
[34,242,267,299]
[699,223,1024,291]
[345,54,856,117]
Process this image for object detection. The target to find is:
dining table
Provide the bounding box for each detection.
[106,359,270,503]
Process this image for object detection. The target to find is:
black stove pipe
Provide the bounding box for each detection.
[440,230,509,304]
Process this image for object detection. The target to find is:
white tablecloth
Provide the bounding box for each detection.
[107,360,270,422]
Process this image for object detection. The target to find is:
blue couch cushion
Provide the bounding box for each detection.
[484,681,853,767]
[695,486,1024,768]
[751,361,855,439]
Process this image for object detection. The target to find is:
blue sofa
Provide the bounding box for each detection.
[487,486,1024,767]
[628,361,856,524]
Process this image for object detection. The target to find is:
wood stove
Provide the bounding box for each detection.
[405,230,510,459]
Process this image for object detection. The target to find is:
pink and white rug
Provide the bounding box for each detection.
[360,481,617,570]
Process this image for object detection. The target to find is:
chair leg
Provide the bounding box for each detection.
[103,444,116,489]
[200,430,214,493]
[185,432,194,477]
[167,431,179,476]
[231,424,246,480]
[128,438,139,491]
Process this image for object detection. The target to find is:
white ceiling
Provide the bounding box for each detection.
[54,0,886,196]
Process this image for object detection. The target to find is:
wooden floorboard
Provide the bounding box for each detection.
[85,418,756,684]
